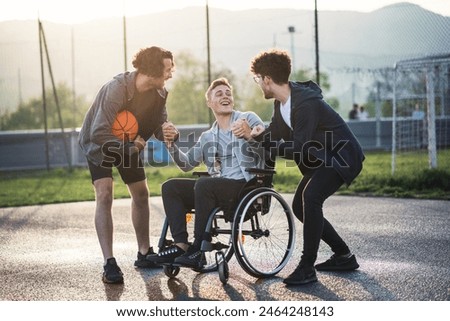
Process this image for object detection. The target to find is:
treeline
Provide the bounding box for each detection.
[0,52,338,131]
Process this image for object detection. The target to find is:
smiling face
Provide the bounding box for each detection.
[207,84,234,116]
[152,58,174,89]
[138,58,173,91]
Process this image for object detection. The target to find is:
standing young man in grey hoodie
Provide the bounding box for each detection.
[78,46,177,284]
[237,49,365,285]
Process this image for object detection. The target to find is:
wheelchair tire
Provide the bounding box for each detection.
[163,265,180,278]
[218,260,229,285]
[232,188,296,278]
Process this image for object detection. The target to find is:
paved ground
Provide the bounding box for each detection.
[0,195,449,301]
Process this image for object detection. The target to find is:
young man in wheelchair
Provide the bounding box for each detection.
[146,77,266,268]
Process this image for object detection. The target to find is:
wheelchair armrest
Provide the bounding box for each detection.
[245,168,276,176]
[192,171,211,177]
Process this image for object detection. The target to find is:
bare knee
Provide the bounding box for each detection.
[94,178,113,208]
[128,181,149,206]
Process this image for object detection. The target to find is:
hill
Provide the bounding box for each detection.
[0,2,449,114]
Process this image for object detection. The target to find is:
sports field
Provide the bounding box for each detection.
[0,150,449,207]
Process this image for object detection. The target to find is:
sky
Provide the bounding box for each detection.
[0,0,448,24]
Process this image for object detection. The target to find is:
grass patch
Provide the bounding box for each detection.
[341,150,450,199]
[0,150,449,207]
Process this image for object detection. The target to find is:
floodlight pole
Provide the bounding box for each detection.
[206,0,213,125]
[71,26,76,129]
[38,19,50,171]
[314,0,320,85]
[288,26,296,72]
[40,22,72,170]
[123,9,128,71]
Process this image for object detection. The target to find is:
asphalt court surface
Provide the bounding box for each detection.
[0,195,449,301]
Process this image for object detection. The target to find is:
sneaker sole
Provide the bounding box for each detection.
[102,275,124,284]
[172,262,201,269]
[283,275,318,286]
[146,258,176,264]
[134,261,162,268]
[145,255,185,264]
[315,263,359,271]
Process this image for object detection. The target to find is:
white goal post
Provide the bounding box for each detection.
[391,55,450,174]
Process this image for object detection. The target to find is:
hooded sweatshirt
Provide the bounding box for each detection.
[259,81,365,186]
[78,71,168,166]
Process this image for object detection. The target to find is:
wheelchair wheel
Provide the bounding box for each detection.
[201,208,235,273]
[163,265,180,278]
[232,188,295,278]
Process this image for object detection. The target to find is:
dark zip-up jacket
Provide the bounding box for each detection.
[257,81,365,186]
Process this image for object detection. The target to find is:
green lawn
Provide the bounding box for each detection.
[0,150,449,207]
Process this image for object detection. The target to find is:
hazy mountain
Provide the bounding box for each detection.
[0,2,449,113]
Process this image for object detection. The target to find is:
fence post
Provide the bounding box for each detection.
[426,66,437,169]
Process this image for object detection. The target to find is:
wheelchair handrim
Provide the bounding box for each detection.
[232,188,296,277]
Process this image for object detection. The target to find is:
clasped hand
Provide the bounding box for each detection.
[231,119,264,140]
[162,121,179,147]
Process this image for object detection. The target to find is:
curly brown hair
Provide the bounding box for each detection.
[132,47,174,77]
[250,49,291,85]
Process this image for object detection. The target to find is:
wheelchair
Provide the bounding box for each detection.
[156,167,296,285]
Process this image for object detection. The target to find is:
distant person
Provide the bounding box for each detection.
[146,78,265,268]
[349,103,359,120]
[412,103,426,148]
[412,103,425,120]
[238,49,364,286]
[359,106,368,120]
[78,46,177,284]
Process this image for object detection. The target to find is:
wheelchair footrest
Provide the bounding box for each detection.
[201,241,229,252]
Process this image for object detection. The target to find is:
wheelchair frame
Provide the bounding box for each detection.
[157,168,296,285]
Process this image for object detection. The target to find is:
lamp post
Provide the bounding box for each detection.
[122,0,127,71]
[288,26,296,72]
[206,0,213,125]
[314,0,320,85]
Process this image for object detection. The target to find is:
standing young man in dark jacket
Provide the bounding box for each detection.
[238,49,365,285]
[78,46,177,284]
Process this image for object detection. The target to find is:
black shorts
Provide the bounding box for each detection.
[87,151,146,185]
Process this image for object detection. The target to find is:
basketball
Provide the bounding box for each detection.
[111,110,138,141]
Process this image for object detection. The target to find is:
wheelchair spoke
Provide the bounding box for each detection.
[232,188,296,278]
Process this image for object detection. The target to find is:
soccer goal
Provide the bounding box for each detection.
[391,55,450,174]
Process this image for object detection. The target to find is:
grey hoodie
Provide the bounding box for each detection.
[168,110,265,182]
[78,71,168,165]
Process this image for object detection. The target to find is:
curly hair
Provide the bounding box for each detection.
[132,47,174,77]
[250,49,291,85]
[205,77,233,101]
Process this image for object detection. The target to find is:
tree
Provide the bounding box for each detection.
[1,83,89,130]
[365,69,395,118]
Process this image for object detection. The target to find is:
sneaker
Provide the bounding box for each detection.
[146,245,186,264]
[173,246,206,268]
[103,257,124,284]
[283,264,317,286]
[134,247,161,268]
[315,253,359,271]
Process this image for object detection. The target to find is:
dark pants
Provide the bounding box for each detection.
[292,166,350,266]
[161,177,247,246]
